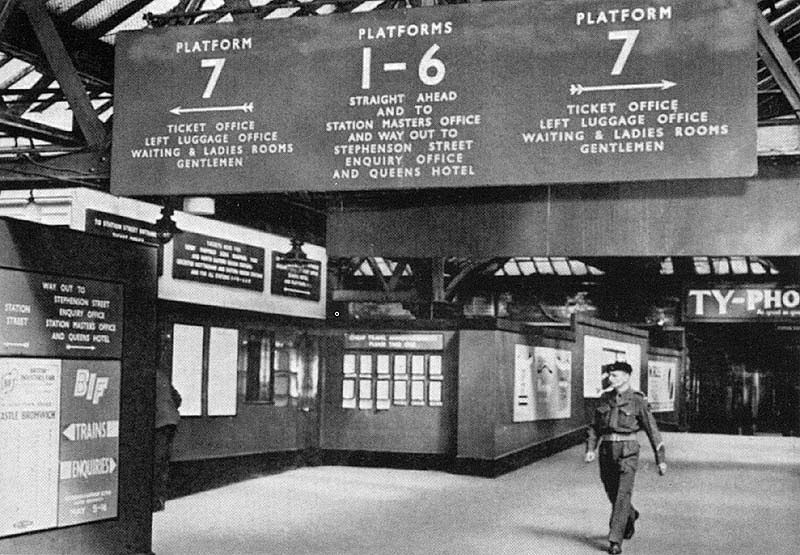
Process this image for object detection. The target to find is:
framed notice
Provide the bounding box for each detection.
[428,355,442,377]
[0,268,123,359]
[376,380,391,410]
[343,353,356,375]
[393,380,408,405]
[410,380,425,406]
[172,324,203,416]
[207,327,238,416]
[393,355,407,376]
[647,359,677,412]
[85,209,159,246]
[376,354,390,375]
[270,252,321,301]
[513,345,534,422]
[428,381,443,407]
[515,345,573,421]
[358,379,373,410]
[342,379,356,409]
[0,358,61,537]
[172,231,265,291]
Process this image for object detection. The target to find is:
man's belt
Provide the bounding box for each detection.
[601,432,638,442]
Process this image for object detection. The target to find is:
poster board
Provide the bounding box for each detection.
[207,327,238,416]
[582,335,641,398]
[647,358,677,412]
[0,358,120,538]
[514,345,572,422]
[171,324,203,416]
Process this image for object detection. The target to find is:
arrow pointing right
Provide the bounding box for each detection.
[570,79,676,95]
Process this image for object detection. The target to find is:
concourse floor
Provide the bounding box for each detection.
[152,433,800,554]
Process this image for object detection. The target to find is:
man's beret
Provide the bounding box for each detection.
[606,361,633,374]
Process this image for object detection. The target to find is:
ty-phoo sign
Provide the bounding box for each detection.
[685,286,800,322]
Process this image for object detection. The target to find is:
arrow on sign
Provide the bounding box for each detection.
[66,345,96,351]
[570,80,676,95]
[170,102,254,115]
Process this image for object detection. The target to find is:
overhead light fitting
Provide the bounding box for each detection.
[154,204,180,245]
[282,238,308,264]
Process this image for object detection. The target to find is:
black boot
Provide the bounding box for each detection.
[623,510,639,540]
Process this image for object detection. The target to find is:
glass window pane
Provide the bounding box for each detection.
[245,330,272,402]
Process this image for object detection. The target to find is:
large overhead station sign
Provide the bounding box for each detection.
[111,0,755,195]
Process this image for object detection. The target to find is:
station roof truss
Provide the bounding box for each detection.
[0,0,799,185]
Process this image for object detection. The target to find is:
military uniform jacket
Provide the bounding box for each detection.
[587,388,666,464]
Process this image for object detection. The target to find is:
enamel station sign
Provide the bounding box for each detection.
[111,0,756,195]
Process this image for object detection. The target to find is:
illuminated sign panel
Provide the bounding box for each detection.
[685,286,800,322]
[111,0,756,195]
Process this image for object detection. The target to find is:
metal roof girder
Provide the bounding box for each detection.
[19,0,106,149]
[758,10,800,116]
[0,110,82,145]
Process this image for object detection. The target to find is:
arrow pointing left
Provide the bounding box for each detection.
[170,102,254,115]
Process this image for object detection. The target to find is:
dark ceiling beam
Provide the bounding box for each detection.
[4,71,47,116]
[0,0,19,31]
[86,0,152,39]
[0,149,108,185]
[61,0,106,23]
[0,10,113,88]
[758,11,800,117]
[0,111,81,145]
[20,0,106,149]
[147,0,390,26]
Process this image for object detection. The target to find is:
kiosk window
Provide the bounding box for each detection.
[244,330,273,402]
[244,330,319,407]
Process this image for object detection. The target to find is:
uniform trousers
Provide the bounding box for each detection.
[599,440,639,543]
[153,424,177,511]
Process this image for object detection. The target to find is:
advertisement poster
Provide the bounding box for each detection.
[58,360,120,527]
[514,345,572,422]
[514,345,534,422]
[647,359,677,412]
[0,358,61,537]
[583,335,641,398]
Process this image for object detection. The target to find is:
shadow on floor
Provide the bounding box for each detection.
[518,526,608,552]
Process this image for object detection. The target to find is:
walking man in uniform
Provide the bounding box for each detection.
[584,361,667,554]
